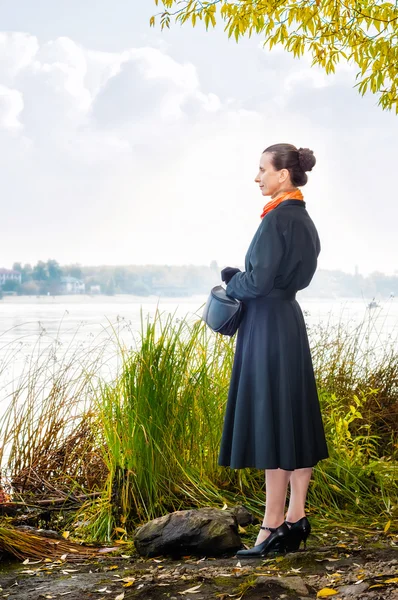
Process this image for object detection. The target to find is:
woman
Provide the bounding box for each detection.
[219,143,329,557]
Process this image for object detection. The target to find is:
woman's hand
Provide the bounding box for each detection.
[221,267,241,284]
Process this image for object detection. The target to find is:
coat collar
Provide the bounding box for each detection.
[275,199,306,209]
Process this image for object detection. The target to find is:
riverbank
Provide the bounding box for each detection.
[1,528,397,599]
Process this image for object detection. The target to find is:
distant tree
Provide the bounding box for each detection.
[105,278,115,296]
[33,261,48,281]
[47,259,63,281]
[66,264,83,279]
[21,264,33,283]
[19,281,40,295]
[152,0,398,113]
[2,279,20,293]
[12,262,23,273]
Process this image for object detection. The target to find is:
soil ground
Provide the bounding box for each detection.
[0,529,397,600]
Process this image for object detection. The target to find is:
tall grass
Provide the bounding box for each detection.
[0,307,397,541]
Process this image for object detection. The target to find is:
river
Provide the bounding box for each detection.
[0,294,397,394]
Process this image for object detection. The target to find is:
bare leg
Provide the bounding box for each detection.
[285,467,312,523]
[255,468,291,546]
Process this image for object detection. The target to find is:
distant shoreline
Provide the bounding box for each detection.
[0,294,392,305]
[0,294,209,305]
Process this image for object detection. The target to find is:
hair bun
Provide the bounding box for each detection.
[298,147,316,172]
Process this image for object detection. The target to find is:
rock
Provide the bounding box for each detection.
[226,505,254,526]
[133,507,242,557]
[338,582,369,596]
[256,576,309,596]
[14,526,63,539]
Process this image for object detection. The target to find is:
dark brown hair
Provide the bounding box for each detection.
[263,143,316,187]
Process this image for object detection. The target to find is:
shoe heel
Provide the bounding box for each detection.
[285,530,301,552]
[302,528,310,549]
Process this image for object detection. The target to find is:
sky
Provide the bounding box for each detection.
[1,1,397,276]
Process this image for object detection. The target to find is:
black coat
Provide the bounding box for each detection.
[218,200,329,470]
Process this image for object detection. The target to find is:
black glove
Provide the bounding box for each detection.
[221,267,241,285]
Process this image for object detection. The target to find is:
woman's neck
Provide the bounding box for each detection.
[271,187,298,199]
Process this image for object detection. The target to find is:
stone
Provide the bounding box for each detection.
[133,507,242,557]
[14,526,63,539]
[226,505,254,527]
[256,576,309,596]
[338,582,370,596]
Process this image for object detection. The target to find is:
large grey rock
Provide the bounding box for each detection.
[226,505,254,526]
[133,507,242,557]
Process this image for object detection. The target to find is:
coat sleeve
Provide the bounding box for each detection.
[226,215,285,300]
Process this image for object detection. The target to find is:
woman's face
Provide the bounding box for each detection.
[255,152,289,198]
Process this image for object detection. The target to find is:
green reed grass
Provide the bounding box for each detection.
[0,307,396,541]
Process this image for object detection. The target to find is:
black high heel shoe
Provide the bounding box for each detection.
[285,516,311,551]
[236,522,290,558]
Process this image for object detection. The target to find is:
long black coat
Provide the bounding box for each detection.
[218,199,329,470]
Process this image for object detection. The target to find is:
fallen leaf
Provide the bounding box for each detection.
[121,577,136,584]
[385,578,398,583]
[238,525,246,534]
[317,588,339,598]
[222,503,228,510]
[123,582,135,587]
[179,584,203,594]
[62,531,70,539]
[384,520,391,533]
[114,527,127,534]
[108,565,119,570]
[115,593,125,600]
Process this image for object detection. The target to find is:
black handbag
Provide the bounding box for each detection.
[202,285,243,336]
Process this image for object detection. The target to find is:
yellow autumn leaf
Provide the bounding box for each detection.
[122,577,136,583]
[123,581,135,587]
[238,525,246,534]
[114,527,127,534]
[62,531,70,539]
[317,588,339,598]
[384,520,391,533]
[385,578,398,583]
[108,565,119,570]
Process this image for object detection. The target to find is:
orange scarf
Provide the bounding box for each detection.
[260,189,304,219]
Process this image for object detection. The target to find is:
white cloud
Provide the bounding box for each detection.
[0,32,38,82]
[0,30,396,277]
[0,84,24,129]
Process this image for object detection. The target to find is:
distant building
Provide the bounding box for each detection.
[60,276,85,294]
[0,268,21,285]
